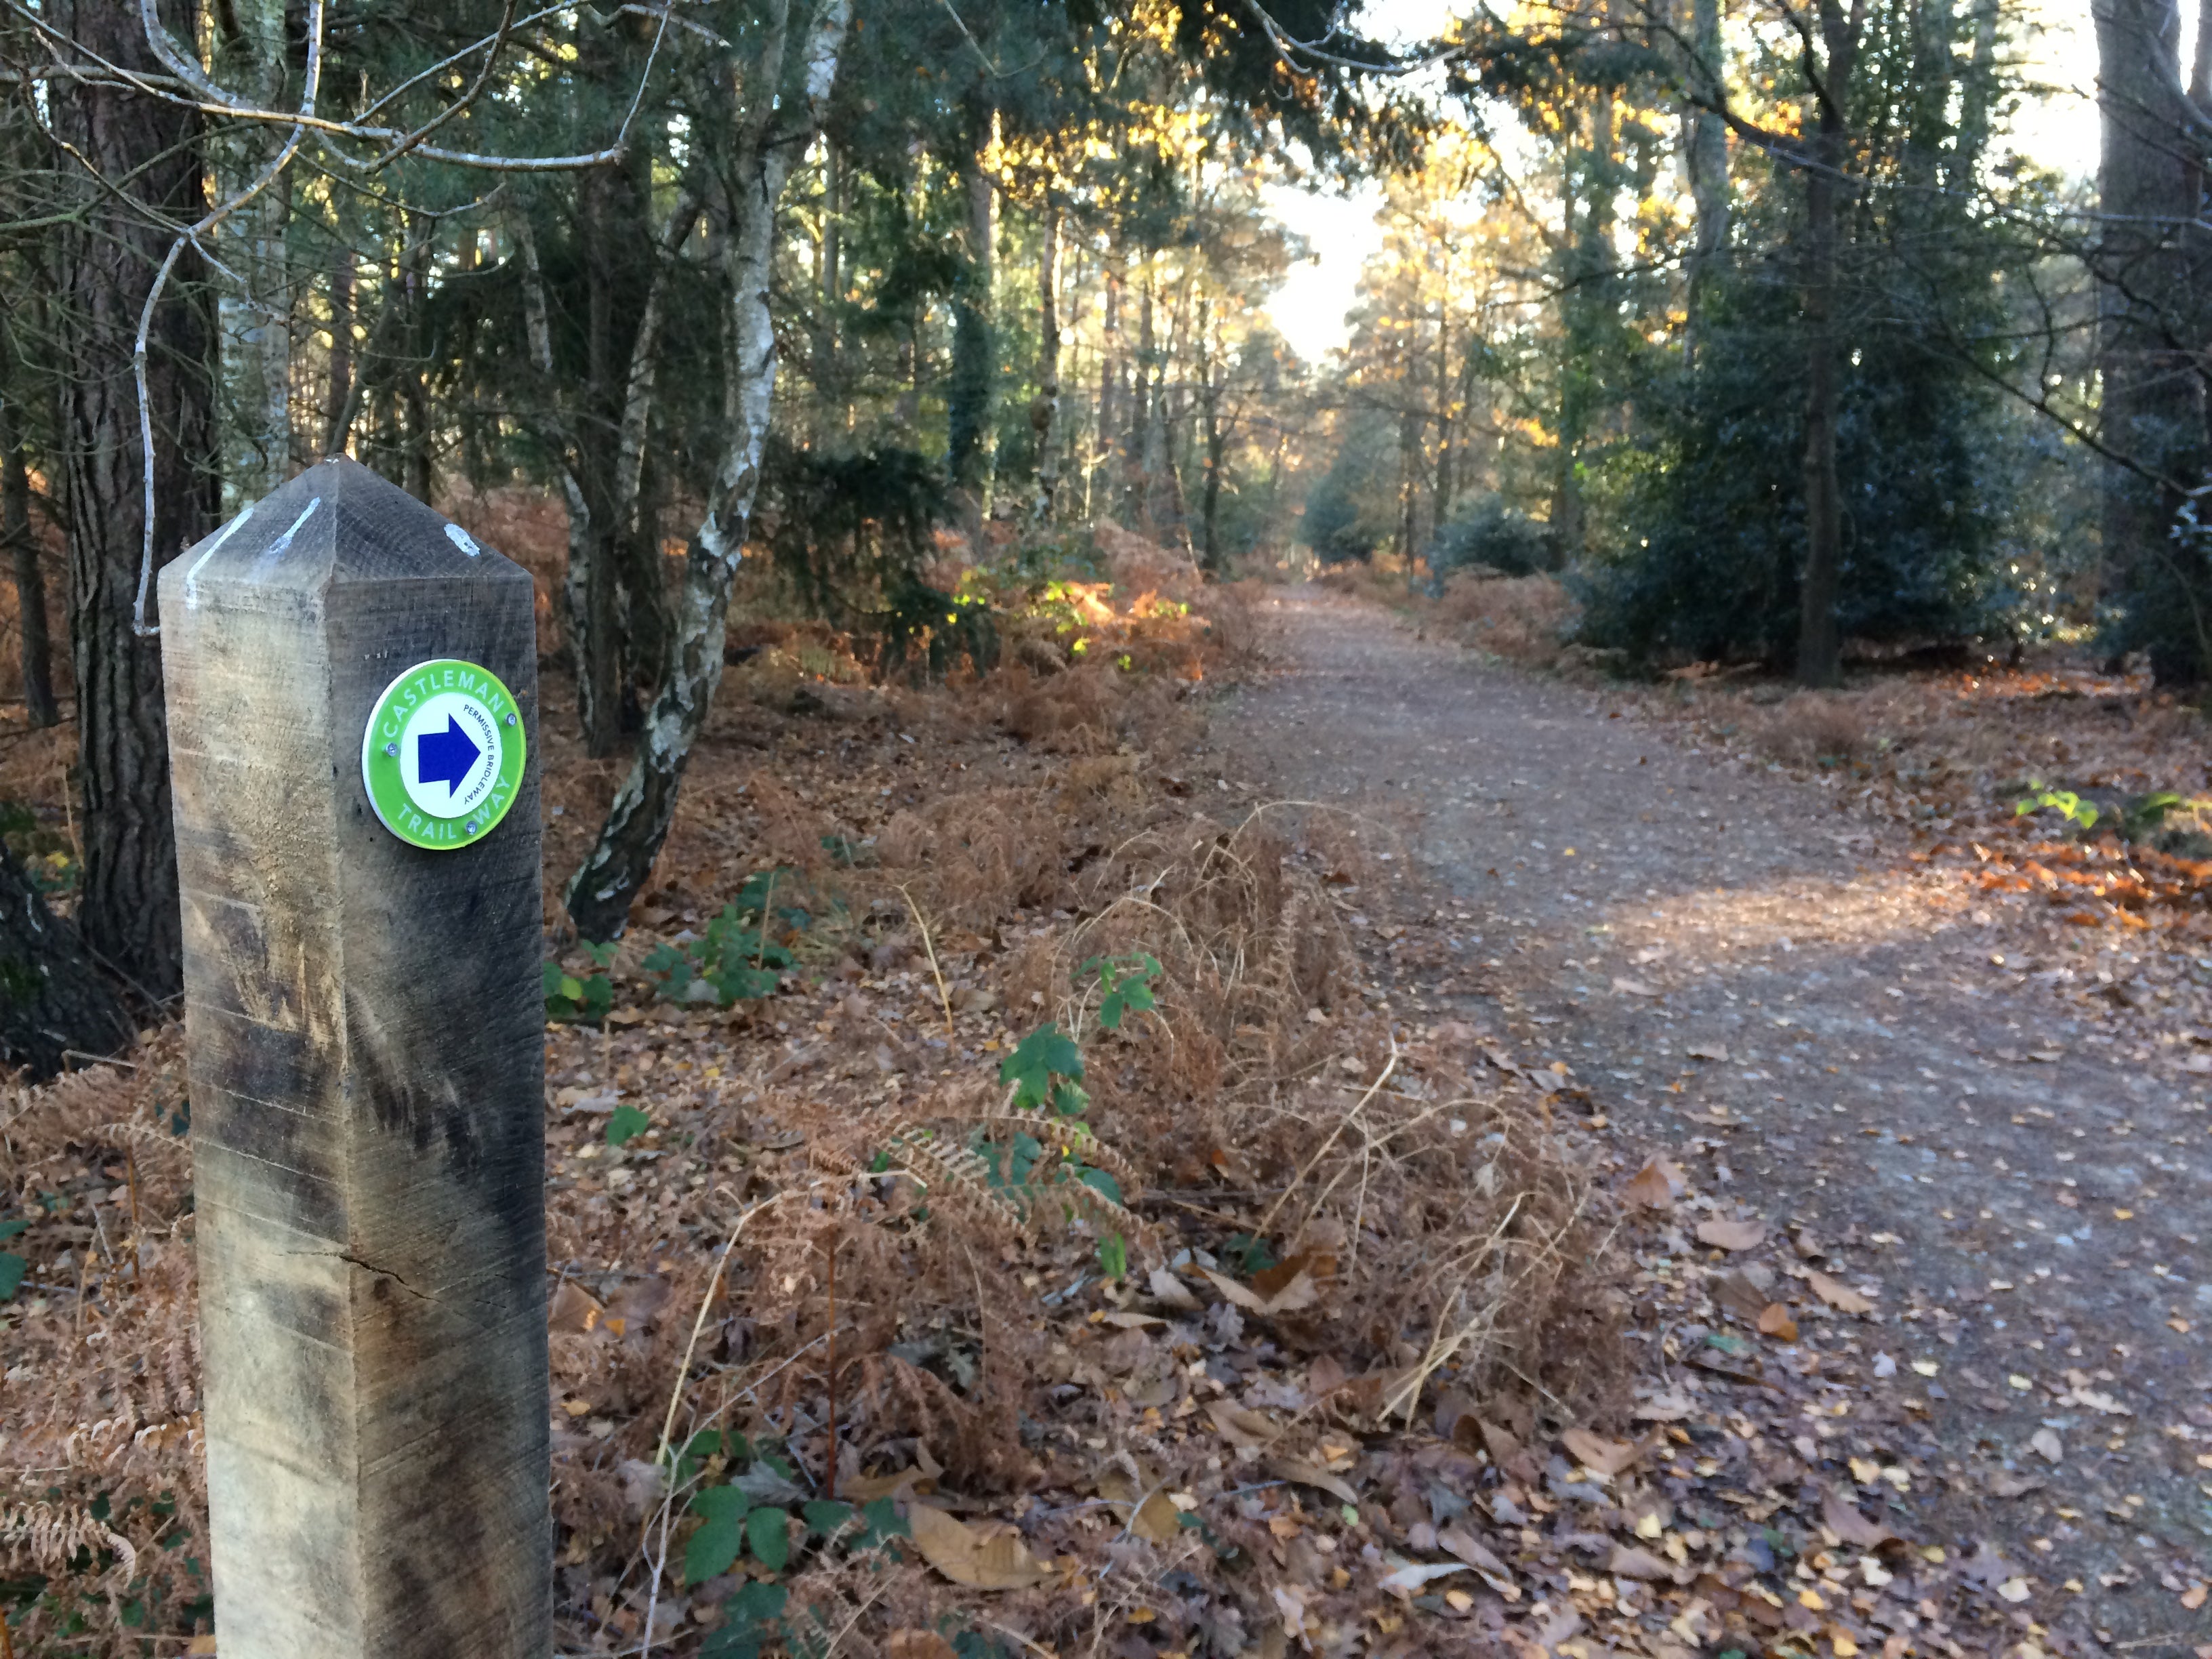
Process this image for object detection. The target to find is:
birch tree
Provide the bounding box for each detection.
[565,0,856,939]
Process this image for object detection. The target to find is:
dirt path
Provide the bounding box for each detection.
[1214,588,2212,1649]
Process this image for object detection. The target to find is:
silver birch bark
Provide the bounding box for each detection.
[518,184,701,747]
[565,0,853,939]
[1031,197,1061,525]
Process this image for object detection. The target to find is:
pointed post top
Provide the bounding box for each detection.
[164,457,525,608]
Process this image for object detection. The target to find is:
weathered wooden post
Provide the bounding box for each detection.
[160,456,550,1657]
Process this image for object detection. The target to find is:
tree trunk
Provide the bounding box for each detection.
[516,213,601,695]
[2093,0,2210,680]
[1031,197,1061,525]
[1682,0,1729,361]
[323,246,356,455]
[0,838,134,1080]
[1399,405,1420,565]
[214,0,293,511]
[520,169,701,754]
[1,327,57,726]
[1123,270,1153,525]
[948,110,997,545]
[1200,299,1225,571]
[1094,260,1121,514]
[566,0,853,941]
[1797,161,1845,686]
[1795,0,1864,689]
[398,225,434,502]
[1904,0,1957,189]
[815,139,843,424]
[1434,310,1454,524]
[52,0,217,1002]
[1950,0,2002,180]
[1549,128,1590,569]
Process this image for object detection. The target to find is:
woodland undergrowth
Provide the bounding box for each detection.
[0,547,1624,1657]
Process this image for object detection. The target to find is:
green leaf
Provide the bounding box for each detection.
[607,1105,650,1147]
[640,942,693,998]
[691,1486,751,1524]
[1003,1130,1044,1189]
[1097,1231,1128,1280]
[999,1025,1083,1109]
[672,1429,722,1486]
[1077,1168,1123,1206]
[745,1504,791,1572]
[1223,1232,1277,1275]
[701,1582,789,1659]
[1050,1079,1090,1117]
[0,1252,24,1301]
[802,1500,853,1537]
[579,976,613,1021]
[852,1495,910,1551]
[0,1219,28,1240]
[583,940,620,968]
[684,1516,745,1586]
[710,963,783,1004]
[541,962,567,999]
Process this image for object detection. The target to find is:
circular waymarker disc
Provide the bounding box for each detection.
[360,657,527,851]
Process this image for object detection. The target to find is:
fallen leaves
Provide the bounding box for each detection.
[1695,1216,1765,1252]
[904,1502,1055,1591]
[1146,1265,1199,1311]
[1436,1525,1516,1595]
[1097,1469,1183,1545]
[1560,1427,1638,1477]
[1821,1490,1898,1550]
[1606,1544,1675,1581]
[1378,1559,1470,1595]
[1199,1252,1328,1314]
[1204,1399,1282,1449]
[1806,1269,1874,1314]
[1623,1154,1684,1211]
[1265,1455,1361,1509]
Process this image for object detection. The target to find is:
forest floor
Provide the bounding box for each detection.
[1216,584,2212,1655]
[8,550,2212,1659]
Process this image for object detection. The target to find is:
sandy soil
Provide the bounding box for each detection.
[1213,586,2212,1650]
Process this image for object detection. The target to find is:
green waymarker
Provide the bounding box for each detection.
[360,657,527,851]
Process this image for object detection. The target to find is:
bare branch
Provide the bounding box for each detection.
[366,0,520,169]
[131,0,326,638]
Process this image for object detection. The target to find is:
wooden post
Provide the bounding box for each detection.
[160,457,550,1658]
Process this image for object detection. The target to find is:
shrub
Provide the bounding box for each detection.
[1576,273,2009,668]
[1426,493,1553,580]
[1433,572,1576,663]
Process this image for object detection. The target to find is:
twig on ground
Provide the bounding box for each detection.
[897,882,957,1037]
[1256,1035,1397,1240]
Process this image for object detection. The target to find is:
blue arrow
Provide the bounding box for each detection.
[417,716,481,796]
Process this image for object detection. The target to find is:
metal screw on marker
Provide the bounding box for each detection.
[465,821,479,836]
[504,713,516,726]
[385,742,398,757]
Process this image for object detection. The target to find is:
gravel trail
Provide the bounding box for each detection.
[1215,586,2212,1649]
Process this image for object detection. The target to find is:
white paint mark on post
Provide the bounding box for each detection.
[182,503,257,608]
